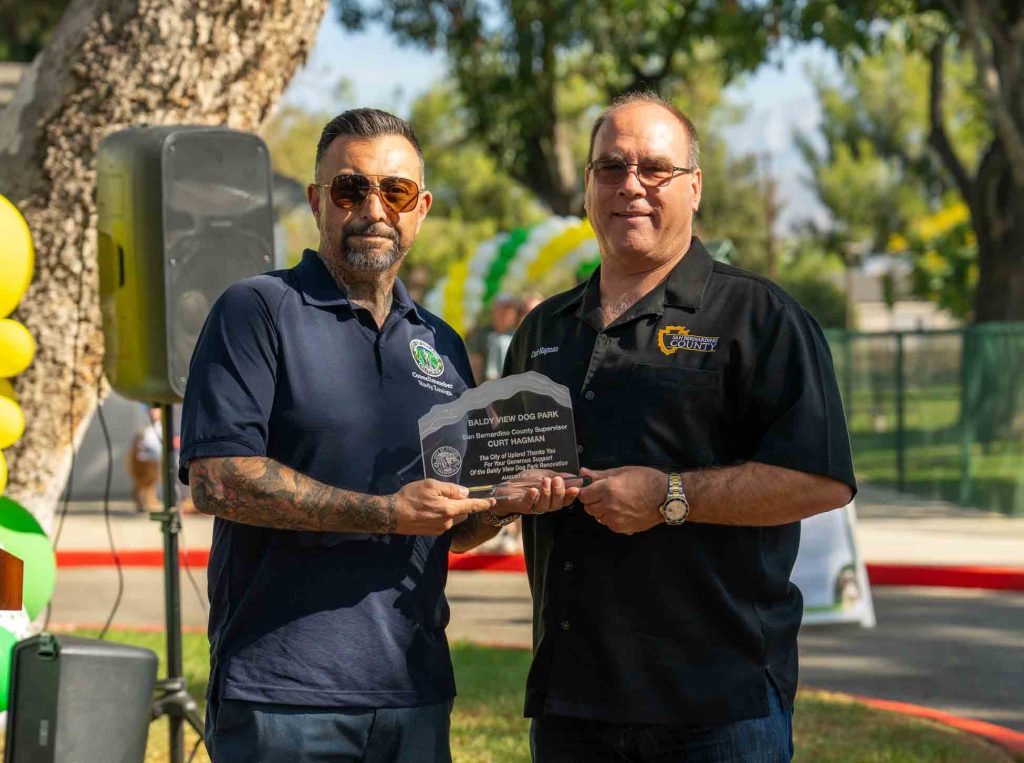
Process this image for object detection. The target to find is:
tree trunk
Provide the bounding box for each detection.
[971,140,1024,322]
[0,0,327,533]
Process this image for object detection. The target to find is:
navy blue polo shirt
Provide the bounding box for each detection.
[178,249,473,709]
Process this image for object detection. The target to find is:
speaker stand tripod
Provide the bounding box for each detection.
[149,403,204,762]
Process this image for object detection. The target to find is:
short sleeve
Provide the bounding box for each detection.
[178,282,280,484]
[745,302,856,494]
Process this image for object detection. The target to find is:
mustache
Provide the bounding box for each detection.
[341,221,400,244]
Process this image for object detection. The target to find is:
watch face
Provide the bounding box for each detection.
[663,499,687,522]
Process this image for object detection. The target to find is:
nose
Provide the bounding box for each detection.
[360,187,390,221]
[618,167,646,197]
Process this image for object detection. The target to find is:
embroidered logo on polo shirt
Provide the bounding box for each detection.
[530,346,559,359]
[657,325,719,355]
[430,446,462,478]
[410,339,445,377]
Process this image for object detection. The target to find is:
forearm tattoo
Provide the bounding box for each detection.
[189,457,398,533]
[448,511,501,553]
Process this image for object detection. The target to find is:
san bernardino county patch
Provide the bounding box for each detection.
[657,325,719,355]
[410,339,445,377]
[431,446,462,478]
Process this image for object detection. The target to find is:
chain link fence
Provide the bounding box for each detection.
[826,323,1024,516]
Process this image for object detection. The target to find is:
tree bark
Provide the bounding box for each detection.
[972,139,1024,321]
[0,0,327,533]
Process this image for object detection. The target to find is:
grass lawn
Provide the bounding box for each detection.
[28,629,1014,762]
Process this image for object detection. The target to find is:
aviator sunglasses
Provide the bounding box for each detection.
[314,173,422,214]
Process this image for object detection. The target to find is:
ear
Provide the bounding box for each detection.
[411,189,433,235]
[307,183,322,219]
[689,168,702,212]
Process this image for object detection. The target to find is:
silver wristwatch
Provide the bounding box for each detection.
[659,473,690,525]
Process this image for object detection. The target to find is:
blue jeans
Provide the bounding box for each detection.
[207,698,453,763]
[530,682,793,762]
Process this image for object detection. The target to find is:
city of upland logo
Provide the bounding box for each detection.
[431,446,462,478]
[410,339,445,377]
[657,325,719,355]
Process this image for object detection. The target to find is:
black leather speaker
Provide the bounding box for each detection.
[97,125,274,403]
[4,633,158,762]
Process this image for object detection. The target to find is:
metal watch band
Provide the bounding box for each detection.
[661,472,690,525]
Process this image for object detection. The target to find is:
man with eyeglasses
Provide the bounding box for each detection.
[179,108,569,761]
[503,93,856,761]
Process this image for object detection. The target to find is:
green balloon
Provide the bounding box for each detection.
[483,227,530,306]
[0,626,17,712]
[0,497,56,619]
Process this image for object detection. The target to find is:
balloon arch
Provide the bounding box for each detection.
[423,216,599,336]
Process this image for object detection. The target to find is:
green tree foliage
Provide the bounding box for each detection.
[783,0,1024,322]
[334,0,775,214]
[775,241,848,329]
[0,0,70,61]
[406,84,549,282]
[796,30,988,319]
[695,138,771,274]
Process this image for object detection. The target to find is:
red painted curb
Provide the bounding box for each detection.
[848,694,1024,755]
[57,549,210,567]
[448,553,527,572]
[54,551,1024,592]
[865,563,1024,591]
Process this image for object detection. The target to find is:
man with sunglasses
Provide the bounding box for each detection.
[503,93,856,761]
[179,108,564,762]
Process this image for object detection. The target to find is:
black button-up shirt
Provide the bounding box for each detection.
[503,237,856,726]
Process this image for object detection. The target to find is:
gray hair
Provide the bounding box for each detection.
[587,91,700,169]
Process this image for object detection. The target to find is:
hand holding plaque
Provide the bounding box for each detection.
[418,372,588,501]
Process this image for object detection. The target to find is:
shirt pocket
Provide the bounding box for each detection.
[599,363,722,467]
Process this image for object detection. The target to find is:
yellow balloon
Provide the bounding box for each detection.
[0,379,13,400]
[0,397,24,449]
[0,320,34,377]
[0,196,34,319]
[0,450,6,494]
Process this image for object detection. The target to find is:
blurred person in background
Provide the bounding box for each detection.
[466,293,521,382]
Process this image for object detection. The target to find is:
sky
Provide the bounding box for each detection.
[281,15,841,233]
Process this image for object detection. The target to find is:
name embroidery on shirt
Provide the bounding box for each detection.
[530,346,559,359]
[657,325,719,355]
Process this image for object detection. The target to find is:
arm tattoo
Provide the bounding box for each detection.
[448,511,502,553]
[189,456,398,533]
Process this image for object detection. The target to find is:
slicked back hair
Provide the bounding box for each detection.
[314,108,425,181]
[587,91,700,169]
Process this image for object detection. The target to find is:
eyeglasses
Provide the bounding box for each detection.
[313,173,422,214]
[587,158,694,187]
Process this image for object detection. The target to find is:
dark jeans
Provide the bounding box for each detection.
[530,682,793,762]
[206,697,453,763]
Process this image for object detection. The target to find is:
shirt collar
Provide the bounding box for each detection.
[663,236,714,310]
[555,236,714,327]
[294,248,425,322]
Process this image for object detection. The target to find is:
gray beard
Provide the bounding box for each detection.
[339,239,404,272]
[336,222,405,272]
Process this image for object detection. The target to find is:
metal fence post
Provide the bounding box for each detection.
[959,327,973,506]
[895,332,906,492]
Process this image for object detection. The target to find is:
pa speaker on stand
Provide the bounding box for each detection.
[94,125,274,762]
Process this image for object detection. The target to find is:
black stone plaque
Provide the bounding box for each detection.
[418,371,581,495]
